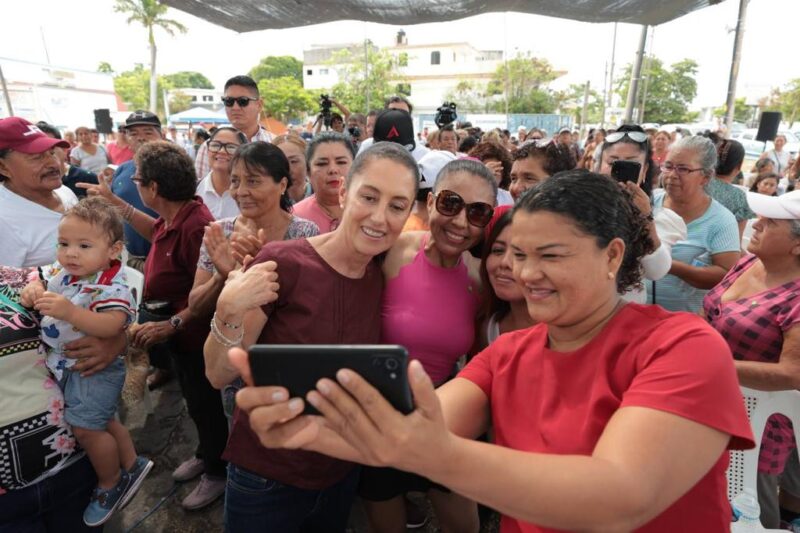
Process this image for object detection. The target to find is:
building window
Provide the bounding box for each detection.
[430,51,440,65]
[398,52,409,67]
[191,95,198,101]
[202,95,213,102]
[320,68,329,75]
[396,83,411,96]
[306,69,313,75]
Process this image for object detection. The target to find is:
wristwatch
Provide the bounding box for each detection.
[168,314,183,330]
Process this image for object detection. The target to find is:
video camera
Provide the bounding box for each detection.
[348,125,361,139]
[435,101,458,129]
[319,94,333,128]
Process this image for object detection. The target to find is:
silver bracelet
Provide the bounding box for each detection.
[210,315,243,347]
[213,311,241,330]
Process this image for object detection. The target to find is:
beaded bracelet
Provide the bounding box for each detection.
[213,311,241,330]
[210,315,243,347]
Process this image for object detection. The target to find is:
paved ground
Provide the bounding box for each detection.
[104,361,499,533]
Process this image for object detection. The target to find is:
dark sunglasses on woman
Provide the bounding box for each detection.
[434,189,494,228]
[221,96,259,108]
[606,131,648,144]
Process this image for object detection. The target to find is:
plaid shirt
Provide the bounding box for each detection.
[704,254,800,475]
[194,126,273,180]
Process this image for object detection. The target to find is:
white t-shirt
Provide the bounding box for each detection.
[196,172,239,220]
[496,189,514,207]
[0,184,78,267]
[358,137,431,163]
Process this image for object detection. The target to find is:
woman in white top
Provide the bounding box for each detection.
[596,125,672,304]
[196,127,246,219]
[761,134,791,177]
[69,126,110,175]
[0,117,77,267]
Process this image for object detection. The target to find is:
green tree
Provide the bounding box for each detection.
[615,56,698,124]
[444,80,493,113]
[258,77,316,123]
[487,54,559,114]
[762,79,800,125]
[249,56,303,84]
[97,62,114,74]
[555,83,604,124]
[114,64,152,112]
[114,0,187,113]
[162,71,213,89]
[713,97,751,123]
[327,45,405,114]
[169,91,193,114]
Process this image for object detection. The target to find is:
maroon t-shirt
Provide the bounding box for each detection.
[143,198,214,351]
[223,238,383,489]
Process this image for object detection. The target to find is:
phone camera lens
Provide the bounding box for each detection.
[385,358,399,371]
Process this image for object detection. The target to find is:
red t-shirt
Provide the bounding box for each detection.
[223,238,383,490]
[143,198,213,351]
[459,303,754,533]
[106,142,134,165]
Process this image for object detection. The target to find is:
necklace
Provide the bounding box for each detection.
[547,298,625,351]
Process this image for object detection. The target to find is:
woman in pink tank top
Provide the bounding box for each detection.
[360,159,498,533]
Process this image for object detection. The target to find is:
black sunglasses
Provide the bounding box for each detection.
[434,189,494,228]
[221,96,258,108]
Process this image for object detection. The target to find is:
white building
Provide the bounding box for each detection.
[302,32,504,115]
[0,57,120,130]
[167,87,225,112]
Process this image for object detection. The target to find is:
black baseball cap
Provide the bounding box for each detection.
[373,109,415,152]
[123,110,161,130]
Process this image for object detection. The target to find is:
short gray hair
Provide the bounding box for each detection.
[671,136,718,178]
[791,219,800,239]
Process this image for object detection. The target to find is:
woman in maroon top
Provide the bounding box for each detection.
[703,190,800,528]
[118,141,228,510]
[204,142,419,532]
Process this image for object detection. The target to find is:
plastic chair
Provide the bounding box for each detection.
[124,266,144,321]
[726,387,800,502]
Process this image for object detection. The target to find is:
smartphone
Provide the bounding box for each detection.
[247,345,414,415]
[611,160,642,184]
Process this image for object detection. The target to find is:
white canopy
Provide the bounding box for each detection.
[162,0,718,32]
[168,107,229,124]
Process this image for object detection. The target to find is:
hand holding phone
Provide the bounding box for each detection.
[611,160,642,184]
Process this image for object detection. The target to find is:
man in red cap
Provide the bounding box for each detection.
[0,117,75,267]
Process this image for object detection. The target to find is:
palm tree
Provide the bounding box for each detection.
[114,0,187,113]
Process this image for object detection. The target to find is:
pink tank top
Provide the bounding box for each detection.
[381,236,480,385]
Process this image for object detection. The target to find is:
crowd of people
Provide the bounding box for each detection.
[1,72,800,533]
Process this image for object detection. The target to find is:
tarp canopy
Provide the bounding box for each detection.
[162,0,719,32]
[168,106,229,123]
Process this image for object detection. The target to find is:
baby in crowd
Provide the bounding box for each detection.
[21,197,152,527]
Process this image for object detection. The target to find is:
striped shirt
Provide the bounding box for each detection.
[647,190,739,313]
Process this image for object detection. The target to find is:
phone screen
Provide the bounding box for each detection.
[611,160,642,184]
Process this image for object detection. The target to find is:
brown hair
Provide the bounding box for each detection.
[469,140,513,189]
[63,197,124,244]
[272,133,307,153]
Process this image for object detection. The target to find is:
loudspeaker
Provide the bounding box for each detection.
[93,109,113,134]
[756,111,782,142]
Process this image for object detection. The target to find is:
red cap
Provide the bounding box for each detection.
[0,117,70,154]
[484,204,513,239]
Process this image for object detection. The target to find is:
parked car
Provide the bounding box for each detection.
[733,129,800,159]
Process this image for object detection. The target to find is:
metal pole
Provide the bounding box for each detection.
[0,64,13,117]
[364,37,370,112]
[503,12,510,122]
[40,26,52,64]
[725,0,749,134]
[606,23,618,124]
[600,62,608,128]
[580,81,591,138]
[624,25,648,124]
[637,27,656,124]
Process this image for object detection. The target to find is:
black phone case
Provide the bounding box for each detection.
[248,345,414,415]
[611,160,641,183]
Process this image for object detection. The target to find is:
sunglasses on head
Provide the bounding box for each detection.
[434,189,494,228]
[606,131,649,144]
[221,96,258,108]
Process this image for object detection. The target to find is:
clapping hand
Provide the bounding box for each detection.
[204,223,237,277]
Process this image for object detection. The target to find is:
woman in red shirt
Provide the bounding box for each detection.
[235,170,755,533]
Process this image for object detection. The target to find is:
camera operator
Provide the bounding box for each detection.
[346,113,368,144]
[314,95,350,135]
